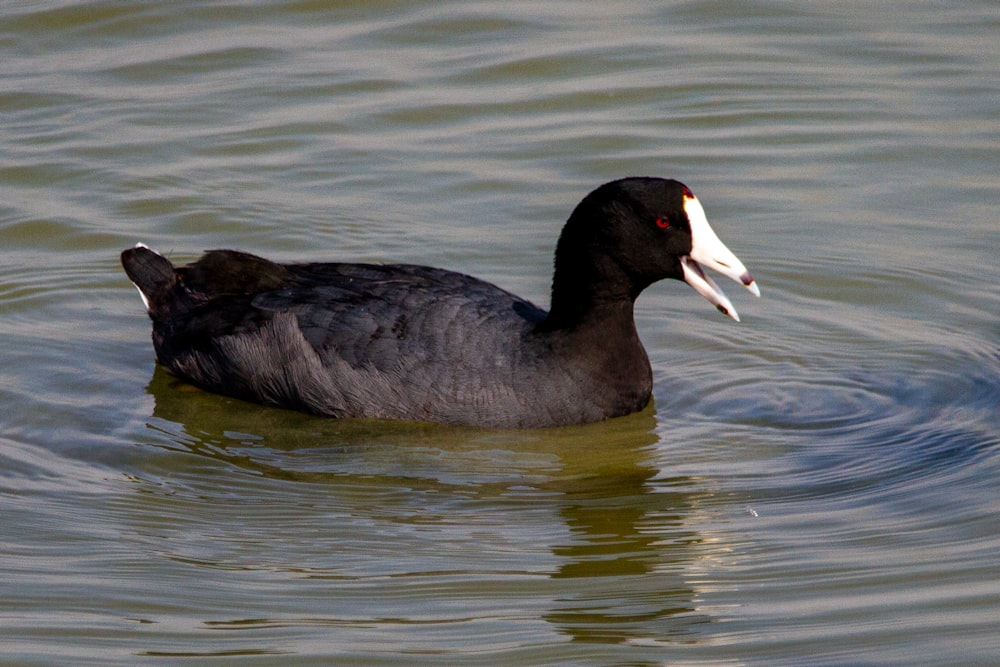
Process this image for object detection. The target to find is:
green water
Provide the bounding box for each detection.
[2,2,998,665]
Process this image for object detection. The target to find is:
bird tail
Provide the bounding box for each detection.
[121,244,179,316]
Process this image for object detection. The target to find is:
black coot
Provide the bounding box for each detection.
[122,177,759,428]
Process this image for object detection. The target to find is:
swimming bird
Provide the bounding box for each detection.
[122,177,759,428]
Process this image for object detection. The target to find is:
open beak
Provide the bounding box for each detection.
[680,195,760,322]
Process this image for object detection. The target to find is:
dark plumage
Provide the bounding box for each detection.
[122,177,759,428]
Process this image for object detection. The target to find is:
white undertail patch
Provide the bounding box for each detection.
[128,242,163,313]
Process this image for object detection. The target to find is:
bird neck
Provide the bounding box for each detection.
[542,229,648,332]
[542,261,640,334]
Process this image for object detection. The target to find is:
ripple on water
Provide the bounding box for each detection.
[1,1,999,664]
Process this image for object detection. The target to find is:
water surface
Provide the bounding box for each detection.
[2,1,998,665]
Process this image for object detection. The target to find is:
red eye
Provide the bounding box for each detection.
[655,216,670,229]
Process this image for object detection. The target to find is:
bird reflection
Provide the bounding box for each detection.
[143,365,715,647]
